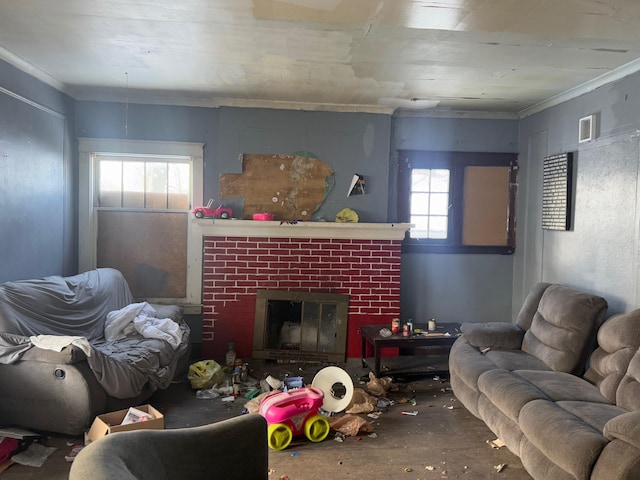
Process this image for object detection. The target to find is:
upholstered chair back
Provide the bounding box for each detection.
[583,310,640,403]
[521,285,608,374]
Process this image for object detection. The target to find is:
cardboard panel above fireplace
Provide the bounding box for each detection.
[219,153,334,221]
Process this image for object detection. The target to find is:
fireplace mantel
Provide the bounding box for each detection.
[193,219,412,240]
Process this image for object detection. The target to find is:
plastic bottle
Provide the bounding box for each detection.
[226,342,237,367]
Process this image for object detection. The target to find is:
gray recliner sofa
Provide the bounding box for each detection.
[450,283,640,479]
[0,268,191,435]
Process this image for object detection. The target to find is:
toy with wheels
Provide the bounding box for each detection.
[258,387,330,450]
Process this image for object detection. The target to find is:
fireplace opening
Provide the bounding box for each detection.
[253,290,349,363]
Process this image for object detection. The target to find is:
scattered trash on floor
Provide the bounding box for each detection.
[11,443,57,468]
[64,445,84,462]
[334,432,345,442]
[443,405,454,410]
[329,414,374,436]
[367,412,382,419]
[368,432,378,438]
[487,438,506,449]
[401,410,418,416]
[195,387,220,399]
[290,451,299,457]
[494,463,507,472]
[425,465,435,471]
[188,360,225,390]
[345,388,377,414]
[366,372,393,396]
[403,466,412,472]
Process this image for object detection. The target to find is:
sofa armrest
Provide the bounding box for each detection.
[20,344,87,364]
[460,322,525,350]
[604,411,640,450]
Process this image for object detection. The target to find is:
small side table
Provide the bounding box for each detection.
[360,323,461,378]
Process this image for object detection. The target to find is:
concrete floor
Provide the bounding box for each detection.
[0,359,533,480]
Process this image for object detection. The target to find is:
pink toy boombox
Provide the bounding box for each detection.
[258,387,330,450]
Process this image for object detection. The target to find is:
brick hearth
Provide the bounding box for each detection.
[195,221,409,361]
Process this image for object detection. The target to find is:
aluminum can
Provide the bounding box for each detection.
[391,318,400,333]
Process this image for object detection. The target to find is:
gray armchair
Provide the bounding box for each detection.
[69,414,268,480]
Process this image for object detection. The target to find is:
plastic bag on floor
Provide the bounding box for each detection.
[188,360,225,390]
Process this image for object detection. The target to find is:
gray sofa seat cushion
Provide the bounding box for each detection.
[521,285,608,374]
[478,369,610,423]
[449,335,550,418]
[519,399,626,480]
[484,349,550,371]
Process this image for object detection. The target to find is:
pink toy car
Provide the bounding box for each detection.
[259,387,330,450]
[192,199,233,219]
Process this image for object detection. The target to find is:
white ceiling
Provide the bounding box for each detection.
[2,0,640,117]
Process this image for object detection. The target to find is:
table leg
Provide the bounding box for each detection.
[374,345,381,378]
[361,331,367,368]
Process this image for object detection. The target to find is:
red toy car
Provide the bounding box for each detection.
[192,199,233,219]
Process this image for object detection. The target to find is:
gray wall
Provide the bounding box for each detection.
[76,104,391,222]
[391,116,520,324]
[515,71,640,316]
[0,60,76,282]
[214,107,391,222]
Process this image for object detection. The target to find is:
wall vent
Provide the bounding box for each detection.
[579,114,596,143]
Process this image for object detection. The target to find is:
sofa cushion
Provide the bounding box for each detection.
[616,348,640,411]
[521,285,607,374]
[483,349,550,371]
[603,411,640,449]
[460,322,525,350]
[519,399,624,480]
[584,310,640,403]
[519,437,578,480]
[514,282,552,330]
[478,369,609,423]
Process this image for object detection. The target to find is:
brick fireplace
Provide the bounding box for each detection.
[194,221,410,361]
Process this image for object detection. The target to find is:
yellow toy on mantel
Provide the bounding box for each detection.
[335,208,359,223]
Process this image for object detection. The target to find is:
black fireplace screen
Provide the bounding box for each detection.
[253,290,349,362]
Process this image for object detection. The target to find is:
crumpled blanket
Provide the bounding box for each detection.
[30,335,92,357]
[105,302,183,350]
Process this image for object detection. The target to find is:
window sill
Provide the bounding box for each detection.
[401,242,515,255]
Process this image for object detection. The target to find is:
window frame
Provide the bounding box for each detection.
[78,138,204,306]
[398,150,517,255]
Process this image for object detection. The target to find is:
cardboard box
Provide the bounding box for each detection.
[85,404,164,445]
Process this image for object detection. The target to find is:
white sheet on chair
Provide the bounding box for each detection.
[105,302,183,350]
[30,335,92,357]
